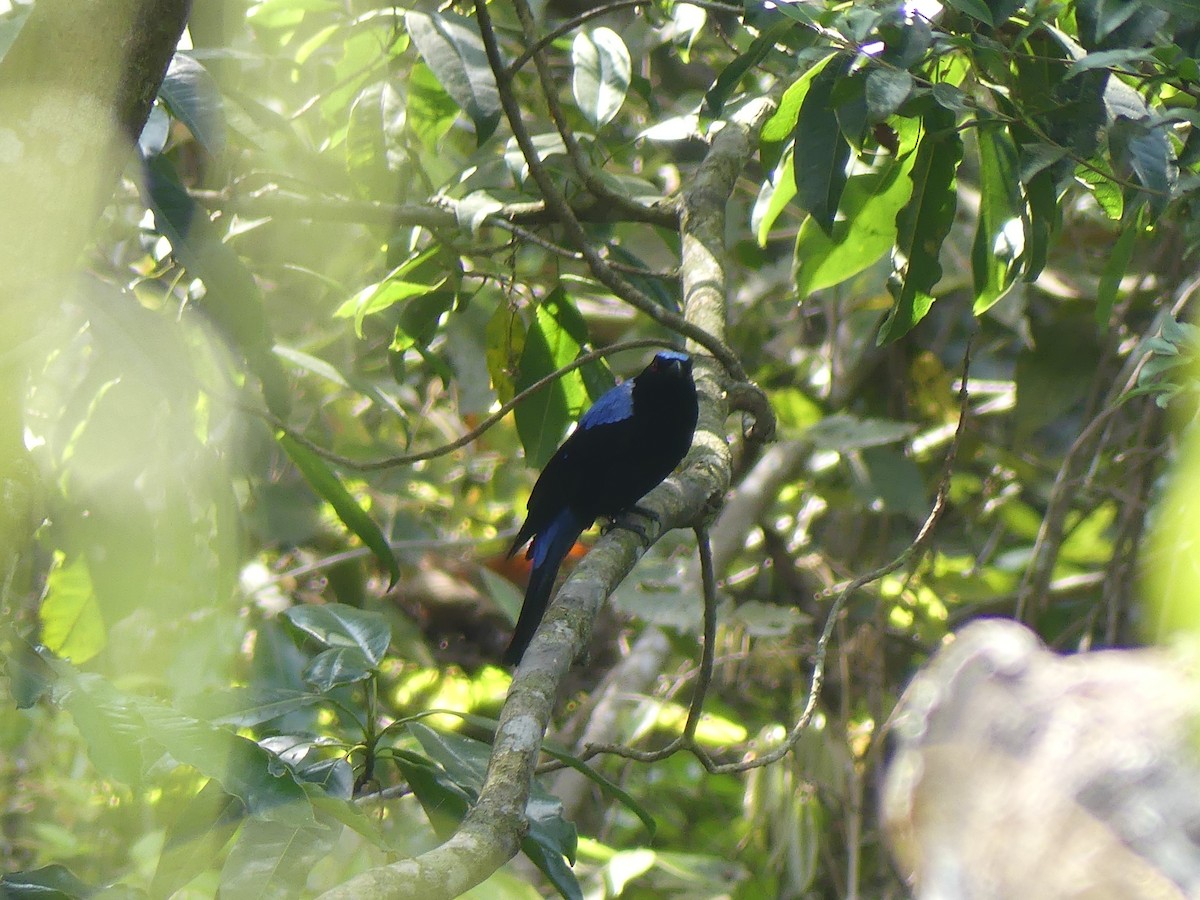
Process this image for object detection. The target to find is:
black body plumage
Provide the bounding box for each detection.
[504,351,699,665]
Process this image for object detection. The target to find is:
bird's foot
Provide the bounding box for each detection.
[603,505,662,546]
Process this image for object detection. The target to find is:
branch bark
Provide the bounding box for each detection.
[315,61,781,900]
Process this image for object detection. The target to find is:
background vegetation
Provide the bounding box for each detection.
[2,0,1199,897]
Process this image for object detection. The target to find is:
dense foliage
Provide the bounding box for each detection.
[3,0,1200,897]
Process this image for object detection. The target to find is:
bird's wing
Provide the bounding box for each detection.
[577,380,633,429]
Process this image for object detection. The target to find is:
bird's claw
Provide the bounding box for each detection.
[603,505,662,546]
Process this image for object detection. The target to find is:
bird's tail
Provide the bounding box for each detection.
[503,508,585,666]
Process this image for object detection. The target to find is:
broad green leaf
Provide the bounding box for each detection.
[972,123,1023,314]
[704,18,796,117]
[514,288,592,469]
[391,748,473,839]
[54,664,314,822]
[944,0,993,24]
[572,27,631,128]
[1020,165,1058,281]
[391,290,455,352]
[0,866,93,899]
[407,61,461,149]
[864,67,913,122]
[760,53,836,158]
[39,553,106,664]
[879,106,962,343]
[151,780,245,899]
[302,646,376,691]
[1065,47,1158,78]
[276,434,400,587]
[284,602,391,664]
[409,723,581,900]
[336,278,442,337]
[141,154,289,416]
[159,53,226,158]
[485,302,526,404]
[1096,223,1138,328]
[1105,88,1176,219]
[220,815,340,899]
[405,11,500,144]
[754,147,797,244]
[794,119,919,296]
[805,415,917,451]
[791,53,854,235]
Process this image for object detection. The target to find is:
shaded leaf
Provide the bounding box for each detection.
[159,52,226,158]
[879,106,962,343]
[1096,223,1138,328]
[276,435,400,587]
[151,780,246,899]
[514,288,592,469]
[791,53,855,235]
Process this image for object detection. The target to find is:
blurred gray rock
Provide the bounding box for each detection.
[882,618,1200,899]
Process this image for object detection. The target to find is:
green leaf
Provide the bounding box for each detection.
[972,123,1023,314]
[704,19,795,117]
[284,603,392,664]
[391,748,473,839]
[760,53,836,148]
[1065,47,1158,78]
[791,53,854,235]
[141,154,290,416]
[405,11,500,144]
[572,27,631,128]
[407,61,461,150]
[220,815,340,899]
[879,106,962,343]
[1105,79,1176,219]
[302,646,376,691]
[334,246,449,336]
[485,302,526,405]
[1020,166,1058,281]
[1,865,93,899]
[864,67,913,122]
[943,0,994,24]
[55,664,314,822]
[1096,223,1138,328]
[754,147,797,244]
[151,780,246,899]
[794,119,919,296]
[38,554,106,664]
[514,288,592,469]
[159,53,226,158]
[276,434,400,588]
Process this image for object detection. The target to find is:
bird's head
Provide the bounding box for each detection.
[648,350,692,376]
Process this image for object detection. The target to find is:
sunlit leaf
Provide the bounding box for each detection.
[405,10,500,144]
[572,27,631,128]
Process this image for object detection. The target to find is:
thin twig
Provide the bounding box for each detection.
[262,338,675,471]
[474,0,746,381]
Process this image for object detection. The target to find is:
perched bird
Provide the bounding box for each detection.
[504,350,699,665]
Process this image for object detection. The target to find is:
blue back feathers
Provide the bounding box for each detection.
[579,380,634,429]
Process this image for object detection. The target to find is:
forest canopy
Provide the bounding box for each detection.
[2,0,1200,897]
